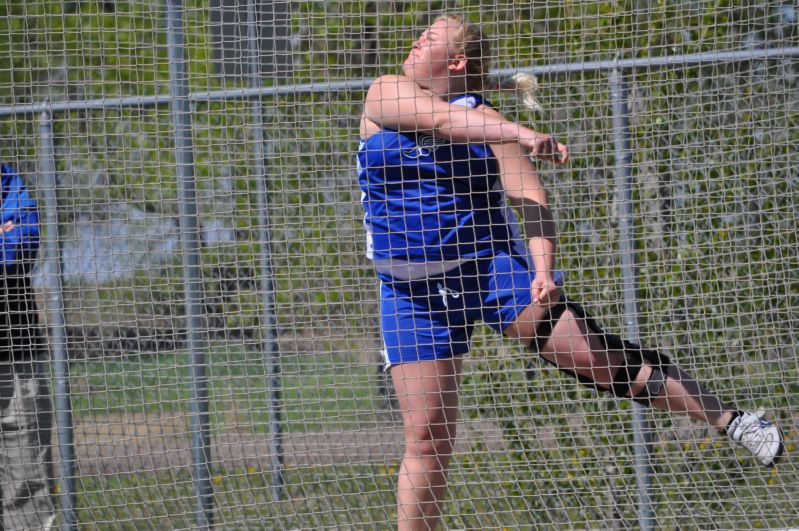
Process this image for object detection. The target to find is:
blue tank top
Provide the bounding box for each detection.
[357,93,515,268]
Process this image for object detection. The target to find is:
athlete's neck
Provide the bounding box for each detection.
[425,75,468,101]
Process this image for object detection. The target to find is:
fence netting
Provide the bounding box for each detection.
[0,1,797,528]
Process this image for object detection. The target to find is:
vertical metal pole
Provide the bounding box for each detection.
[38,112,77,531]
[246,0,284,499]
[165,1,212,528]
[610,67,655,530]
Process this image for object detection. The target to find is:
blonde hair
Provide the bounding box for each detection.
[504,72,543,113]
[435,14,542,113]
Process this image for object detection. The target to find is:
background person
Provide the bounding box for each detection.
[0,163,55,530]
[356,14,785,531]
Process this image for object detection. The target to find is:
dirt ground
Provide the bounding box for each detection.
[55,412,516,476]
[53,407,726,478]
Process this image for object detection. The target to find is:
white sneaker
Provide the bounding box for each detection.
[727,410,785,467]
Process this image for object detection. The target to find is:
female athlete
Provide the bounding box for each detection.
[357,14,784,531]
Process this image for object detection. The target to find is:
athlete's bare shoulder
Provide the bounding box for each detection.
[360,75,413,138]
[359,113,382,139]
[366,74,431,103]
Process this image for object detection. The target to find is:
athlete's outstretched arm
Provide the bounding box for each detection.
[363,74,568,162]
[481,99,565,305]
[492,138,561,307]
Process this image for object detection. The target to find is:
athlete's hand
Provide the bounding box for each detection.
[521,133,569,164]
[531,275,560,308]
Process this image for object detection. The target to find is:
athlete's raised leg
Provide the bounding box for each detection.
[505,300,784,465]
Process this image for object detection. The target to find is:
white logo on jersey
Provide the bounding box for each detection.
[404,135,448,159]
[437,283,461,308]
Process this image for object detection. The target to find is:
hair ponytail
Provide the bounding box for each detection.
[499,72,543,114]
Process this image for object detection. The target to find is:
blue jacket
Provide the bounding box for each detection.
[0,164,43,361]
[1,163,40,269]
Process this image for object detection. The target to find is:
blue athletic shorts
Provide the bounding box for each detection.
[378,249,564,368]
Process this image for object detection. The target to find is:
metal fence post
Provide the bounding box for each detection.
[38,111,77,531]
[610,66,655,530]
[165,1,213,528]
[245,0,285,500]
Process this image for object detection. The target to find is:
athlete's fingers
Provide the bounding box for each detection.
[533,136,556,158]
[532,282,560,307]
[538,286,561,308]
[543,141,568,164]
[531,280,545,303]
[530,138,569,164]
[554,142,569,164]
[538,286,558,303]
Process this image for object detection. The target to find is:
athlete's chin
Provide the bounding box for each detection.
[402,60,415,78]
[402,63,429,89]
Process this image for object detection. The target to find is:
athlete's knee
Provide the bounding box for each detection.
[404,421,456,458]
[404,435,455,460]
[600,333,672,405]
[529,300,673,406]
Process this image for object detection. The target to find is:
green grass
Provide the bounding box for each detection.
[68,345,382,434]
[57,447,799,529]
[62,464,396,529]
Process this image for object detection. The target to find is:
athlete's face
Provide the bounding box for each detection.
[403,19,464,90]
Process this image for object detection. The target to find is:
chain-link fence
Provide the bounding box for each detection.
[1,1,797,528]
